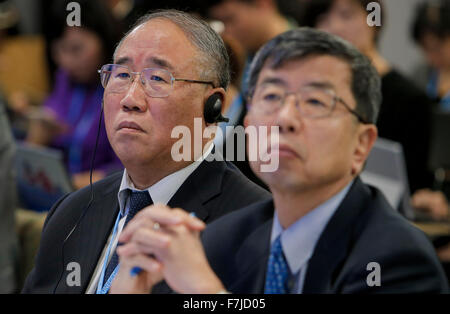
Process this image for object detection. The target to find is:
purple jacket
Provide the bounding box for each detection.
[44,69,122,175]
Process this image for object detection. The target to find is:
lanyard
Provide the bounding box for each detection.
[96,210,123,294]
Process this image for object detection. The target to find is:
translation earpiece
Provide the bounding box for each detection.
[204,93,229,124]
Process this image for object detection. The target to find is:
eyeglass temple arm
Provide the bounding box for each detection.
[174,78,216,88]
[337,97,369,124]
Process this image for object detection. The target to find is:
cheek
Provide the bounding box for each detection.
[103,94,121,129]
[151,95,203,143]
[306,124,349,168]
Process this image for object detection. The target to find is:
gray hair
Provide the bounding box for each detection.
[114,9,230,89]
[247,27,382,124]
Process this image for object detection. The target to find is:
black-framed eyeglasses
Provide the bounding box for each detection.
[98,64,215,98]
[250,84,369,124]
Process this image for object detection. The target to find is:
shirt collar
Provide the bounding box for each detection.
[270,180,353,275]
[117,143,214,215]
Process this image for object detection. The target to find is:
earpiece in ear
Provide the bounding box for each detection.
[204,93,229,124]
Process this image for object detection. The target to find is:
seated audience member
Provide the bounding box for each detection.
[110,28,449,294]
[0,95,18,293]
[410,0,450,219]
[0,0,50,137]
[412,189,449,221]
[21,10,270,294]
[303,0,434,194]
[412,0,450,112]
[26,0,122,189]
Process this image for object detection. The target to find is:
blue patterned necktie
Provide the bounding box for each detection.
[103,190,153,283]
[264,235,291,294]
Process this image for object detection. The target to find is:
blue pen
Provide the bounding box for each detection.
[130,212,197,276]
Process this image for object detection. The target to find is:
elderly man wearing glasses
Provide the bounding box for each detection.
[110,28,449,294]
[22,10,270,294]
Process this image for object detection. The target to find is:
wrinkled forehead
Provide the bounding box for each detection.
[256,55,353,91]
[113,19,201,74]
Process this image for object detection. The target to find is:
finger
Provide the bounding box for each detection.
[119,252,162,274]
[130,227,171,250]
[135,204,206,229]
[120,205,182,241]
[120,205,205,242]
[119,215,160,243]
[118,233,169,258]
[117,241,144,257]
[136,203,184,224]
[173,208,206,231]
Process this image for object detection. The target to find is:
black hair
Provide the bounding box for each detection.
[412,0,450,43]
[194,0,305,25]
[46,0,120,64]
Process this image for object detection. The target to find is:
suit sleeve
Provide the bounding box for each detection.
[21,193,71,293]
[340,231,449,294]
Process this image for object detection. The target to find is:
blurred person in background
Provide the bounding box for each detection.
[204,0,298,94]
[410,0,450,221]
[412,0,450,112]
[0,93,18,293]
[303,0,436,213]
[27,0,122,190]
[0,0,50,137]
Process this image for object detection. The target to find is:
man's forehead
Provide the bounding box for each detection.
[114,19,197,69]
[257,55,352,88]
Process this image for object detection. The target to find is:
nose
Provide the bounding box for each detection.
[119,74,148,112]
[275,94,301,134]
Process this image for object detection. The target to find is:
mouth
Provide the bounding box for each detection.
[117,121,145,133]
[273,143,301,159]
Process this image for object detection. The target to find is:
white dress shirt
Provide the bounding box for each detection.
[269,180,353,293]
[85,144,214,293]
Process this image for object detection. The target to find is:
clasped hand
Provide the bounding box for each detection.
[109,204,225,294]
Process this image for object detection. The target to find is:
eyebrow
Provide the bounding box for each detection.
[146,57,174,71]
[115,56,130,65]
[259,77,287,86]
[114,56,175,71]
[305,81,336,90]
[259,77,337,90]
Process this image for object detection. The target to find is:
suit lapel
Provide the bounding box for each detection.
[228,200,274,293]
[58,176,121,293]
[302,178,371,293]
[168,158,226,221]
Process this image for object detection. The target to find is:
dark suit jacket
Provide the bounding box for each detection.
[221,104,268,191]
[202,178,449,293]
[22,159,270,293]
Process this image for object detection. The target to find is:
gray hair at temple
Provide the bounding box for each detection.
[114,9,230,89]
[246,27,382,124]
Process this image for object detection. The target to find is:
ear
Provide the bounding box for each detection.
[243,114,249,128]
[351,124,378,176]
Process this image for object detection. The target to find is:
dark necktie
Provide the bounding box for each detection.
[264,235,291,294]
[103,190,153,283]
